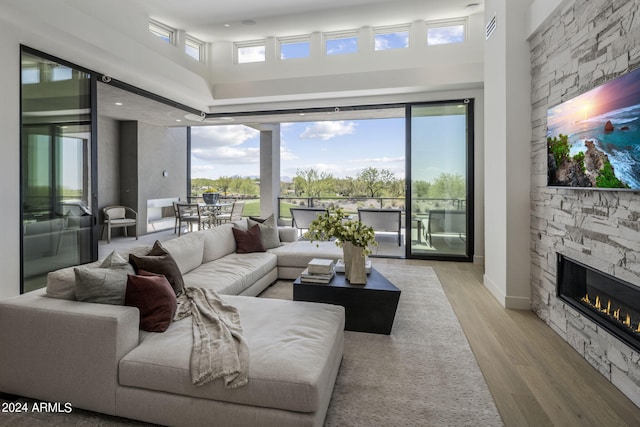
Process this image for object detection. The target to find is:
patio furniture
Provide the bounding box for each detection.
[357,208,402,246]
[176,203,207,235]
[102,206,138,243]
[216,201,245,225]
[426,209,466,245]
[290,207,328,237]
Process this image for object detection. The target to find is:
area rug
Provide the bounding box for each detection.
[260,263,503,426]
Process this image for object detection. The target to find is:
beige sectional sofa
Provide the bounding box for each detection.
[0,219,346,427]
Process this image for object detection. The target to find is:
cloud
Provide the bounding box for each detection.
[428,26,464,45]
[238,45,265,63]
[299,121,357,140]
[191,125,260,164]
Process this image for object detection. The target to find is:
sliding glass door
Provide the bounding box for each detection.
[21,48,98,292]
[407,101,473,261]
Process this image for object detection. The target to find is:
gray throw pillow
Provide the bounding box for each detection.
[248,214,281,249]
[74,257,135,305]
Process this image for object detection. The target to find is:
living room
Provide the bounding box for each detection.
[1,0,640,425]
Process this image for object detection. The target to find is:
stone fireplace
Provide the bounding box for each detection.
[557,254,640,354]
[529,0,640,408]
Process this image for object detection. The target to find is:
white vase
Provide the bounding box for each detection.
[349,245,367,285]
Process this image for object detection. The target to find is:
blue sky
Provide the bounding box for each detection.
[190,113,467,183]
[191,119,406,181]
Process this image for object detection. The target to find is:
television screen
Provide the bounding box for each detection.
[547,67,640,189]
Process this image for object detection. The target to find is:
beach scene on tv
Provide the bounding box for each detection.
[547,67,640,189]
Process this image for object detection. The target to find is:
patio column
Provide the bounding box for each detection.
[257,124,280,219]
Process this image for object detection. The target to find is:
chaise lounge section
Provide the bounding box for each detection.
[0,218,346,426]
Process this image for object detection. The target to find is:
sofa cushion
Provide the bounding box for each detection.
[74,256,135,305]
[129,241,184,296]
[182,252,277,295]
[160,232,205,274]
[46,246,150,301]
[119,295,345,413]
[125,272,177,332]
[202,223,236,263]
[248,214,281,249]
[232,225,265,254]
[269,240,343,267]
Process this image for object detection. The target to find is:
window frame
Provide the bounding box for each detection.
[425,19,467,46]
[185,35,205,62]
[149,19,176,45]
[278,35,311,60]
[234,40,267,64]
[373,24,410,51]
[324,30,359,56]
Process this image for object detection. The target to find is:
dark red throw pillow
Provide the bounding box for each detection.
[232,224,265,253]
[129,240,184,296]
[125,272,177,332]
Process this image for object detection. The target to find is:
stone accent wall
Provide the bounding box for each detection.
[529,0,640,407]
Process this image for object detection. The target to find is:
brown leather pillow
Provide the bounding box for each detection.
[125,271,177,332]
[129,241,184,296]
[232,224,265,253]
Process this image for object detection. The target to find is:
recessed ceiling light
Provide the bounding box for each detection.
[115,102,123,106]
[175,119,182,122]
[224,24,231,27]
[242,19,256,26]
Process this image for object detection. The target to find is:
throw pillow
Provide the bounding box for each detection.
[100,250,130,267]
[232,224,266,253]
[125,272,177,332]
[129,241,185,296]
[74,261,135,305]
[248,214,282,249]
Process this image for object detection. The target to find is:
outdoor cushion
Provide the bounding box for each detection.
[119,295,345,413]
[182,252,277,295]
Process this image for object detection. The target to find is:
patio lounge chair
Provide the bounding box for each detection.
[357,208,402,246]
[290,207,328,237]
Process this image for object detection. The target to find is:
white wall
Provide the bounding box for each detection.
[210,15,486,108]
[483,0,533,309]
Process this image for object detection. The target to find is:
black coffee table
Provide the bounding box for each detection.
[293,268,401,334]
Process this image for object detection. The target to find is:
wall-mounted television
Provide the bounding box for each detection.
[547,67,640,189]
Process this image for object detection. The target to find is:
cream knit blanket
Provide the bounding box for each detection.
[175,287,249,388]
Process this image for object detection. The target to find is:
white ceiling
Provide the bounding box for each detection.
[136,0,483,42]
[102,0,483,127]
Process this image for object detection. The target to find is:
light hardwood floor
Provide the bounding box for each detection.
[100,232,640,425]
[373,258,640,427]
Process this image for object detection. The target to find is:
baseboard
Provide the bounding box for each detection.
[473,255,484,265]
[483,274,532,310]
[483,274,506,308]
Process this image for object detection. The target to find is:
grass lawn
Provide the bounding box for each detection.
[239,199,298,221]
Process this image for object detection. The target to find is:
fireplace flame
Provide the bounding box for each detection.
[581,293,639,336]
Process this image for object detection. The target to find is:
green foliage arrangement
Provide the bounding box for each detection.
[548,134,570,165]
[303,207,377,255]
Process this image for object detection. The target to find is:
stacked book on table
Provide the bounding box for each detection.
[300,258,336,284]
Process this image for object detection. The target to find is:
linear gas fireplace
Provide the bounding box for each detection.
[557,254,640,353]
